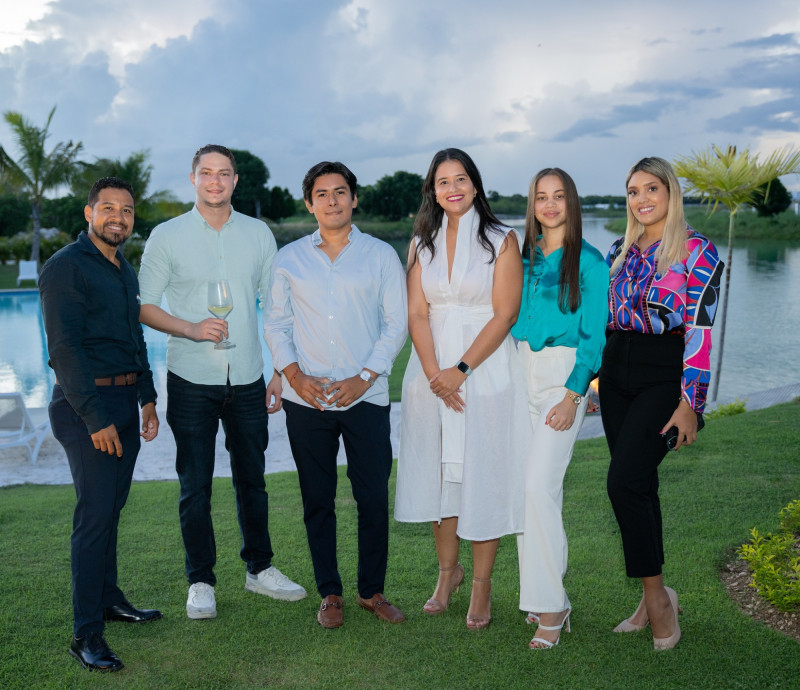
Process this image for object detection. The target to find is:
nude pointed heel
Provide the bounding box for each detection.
[423,563,464,615]
[613,593,649,632]
[653,587,681,651]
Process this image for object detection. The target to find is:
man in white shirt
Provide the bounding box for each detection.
[139,145,305,620]
[264,161,407,628]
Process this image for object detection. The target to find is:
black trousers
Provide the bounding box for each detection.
[166,372,273,586]
[49,384,141,637]
[599,331,683,579]
[283,399,392,599]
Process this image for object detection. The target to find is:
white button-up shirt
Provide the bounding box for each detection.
[264,225,407,409]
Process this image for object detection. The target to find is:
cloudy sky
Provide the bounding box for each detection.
[1,0,799,202]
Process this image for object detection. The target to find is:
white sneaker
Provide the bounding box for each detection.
[186,582,217,619]
[245,566,307,601]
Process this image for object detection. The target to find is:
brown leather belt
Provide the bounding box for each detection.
[55,373,138,387]
[95,373,138,386]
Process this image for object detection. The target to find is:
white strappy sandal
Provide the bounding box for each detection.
[529,609,571,650]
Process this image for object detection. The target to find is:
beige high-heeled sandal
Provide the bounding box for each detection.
[466,577,492,631]
[423,563,464,615]
[653,587,681,650]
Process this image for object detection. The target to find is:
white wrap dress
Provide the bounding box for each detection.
[395,207,532,541]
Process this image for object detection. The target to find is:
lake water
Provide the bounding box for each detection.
[1,216,797,407]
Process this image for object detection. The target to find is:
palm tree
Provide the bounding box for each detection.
[72,149,155,207]
[674,144,800,401]
[71,149,177,229]
[0,106,83,267]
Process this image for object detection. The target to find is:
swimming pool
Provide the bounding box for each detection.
[0,291,274,408]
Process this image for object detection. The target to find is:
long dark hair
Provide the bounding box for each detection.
[414,148,504,262]
[525,168,583,313]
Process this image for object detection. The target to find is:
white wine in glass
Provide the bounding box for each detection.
[207,279,236,350]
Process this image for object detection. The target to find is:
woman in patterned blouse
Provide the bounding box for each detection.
[599,157,723,651]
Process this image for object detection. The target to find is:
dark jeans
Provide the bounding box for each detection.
[283,399,392,599]
[49,384,140,637]
[166,371,273,585]
[599,331,684,578]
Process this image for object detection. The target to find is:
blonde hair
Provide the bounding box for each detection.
[610,157,688,276]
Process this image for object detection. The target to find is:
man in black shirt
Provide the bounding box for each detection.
[40,177,161,673]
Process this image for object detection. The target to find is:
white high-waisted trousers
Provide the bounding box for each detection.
[516,344,588,614]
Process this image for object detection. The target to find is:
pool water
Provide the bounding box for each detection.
[0,291,273,408]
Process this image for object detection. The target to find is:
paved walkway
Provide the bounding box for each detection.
[2,384,798,488]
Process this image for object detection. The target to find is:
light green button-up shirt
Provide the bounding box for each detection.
[138,205,277,385]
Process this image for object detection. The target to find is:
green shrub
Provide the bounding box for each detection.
[0,237,11,263]
[779,499,800,535]
[8,233,31,261]
[40,231,71,261]
[738,499,800,611]
[123,235,145,267]
[706,398,747,419]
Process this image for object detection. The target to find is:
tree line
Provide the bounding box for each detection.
[0,106,796,270]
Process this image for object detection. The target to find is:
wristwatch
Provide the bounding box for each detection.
[359,369,375,387]
[456,361,473,376]
[566,391,582,405]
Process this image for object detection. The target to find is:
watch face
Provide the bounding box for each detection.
[360,371,371,382]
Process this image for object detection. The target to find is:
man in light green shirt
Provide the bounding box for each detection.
[139,145,306,620]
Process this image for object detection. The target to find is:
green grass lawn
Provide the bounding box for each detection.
[1,402,799,688]
[0,262,37,289]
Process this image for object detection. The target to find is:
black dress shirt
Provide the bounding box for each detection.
[40,231,156,433]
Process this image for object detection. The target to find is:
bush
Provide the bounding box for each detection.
[738,499,800,611]
[123,235,145,267]
[8,233,32,261]
[706,398,747,419]
[0,237,11,263]
[40,232,72,261]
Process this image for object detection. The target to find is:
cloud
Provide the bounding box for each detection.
[730,33,798,49]
[553,99,676,142]
[1,0,799,198]
[707,96,799,133]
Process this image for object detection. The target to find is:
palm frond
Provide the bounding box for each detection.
[674,144,800,213]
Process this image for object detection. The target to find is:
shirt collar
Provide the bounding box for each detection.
[311,223,361,246]
[191,204,236,230]
[77,230,123,263]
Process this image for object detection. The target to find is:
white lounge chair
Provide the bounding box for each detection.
[16,260,39,286]
[0,393,51,464]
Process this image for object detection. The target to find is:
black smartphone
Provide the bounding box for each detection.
[663,414,705,451]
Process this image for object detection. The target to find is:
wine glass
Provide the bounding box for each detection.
[207,279,236,350]
[319,376,337,407]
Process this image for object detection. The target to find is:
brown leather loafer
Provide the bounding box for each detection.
[317,595,343,628]
[356,593,406,623]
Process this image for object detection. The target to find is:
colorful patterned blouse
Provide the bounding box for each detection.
[605,228,723,413]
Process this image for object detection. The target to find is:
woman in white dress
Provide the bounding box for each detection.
[395,148,531,630]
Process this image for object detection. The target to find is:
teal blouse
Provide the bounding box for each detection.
[511,238,609,394]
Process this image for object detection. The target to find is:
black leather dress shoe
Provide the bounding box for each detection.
[69,632,124,672]
[103,600,163,623]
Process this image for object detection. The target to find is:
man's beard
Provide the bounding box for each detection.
[94,222,129,247]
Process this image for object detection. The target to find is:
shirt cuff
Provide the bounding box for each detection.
[565,363,594,397]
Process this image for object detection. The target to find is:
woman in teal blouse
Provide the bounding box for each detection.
[512,168,609,649]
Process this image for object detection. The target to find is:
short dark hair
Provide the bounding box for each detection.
[192,145,237,175]
[302,161,357,202]
[88,177,135,207]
